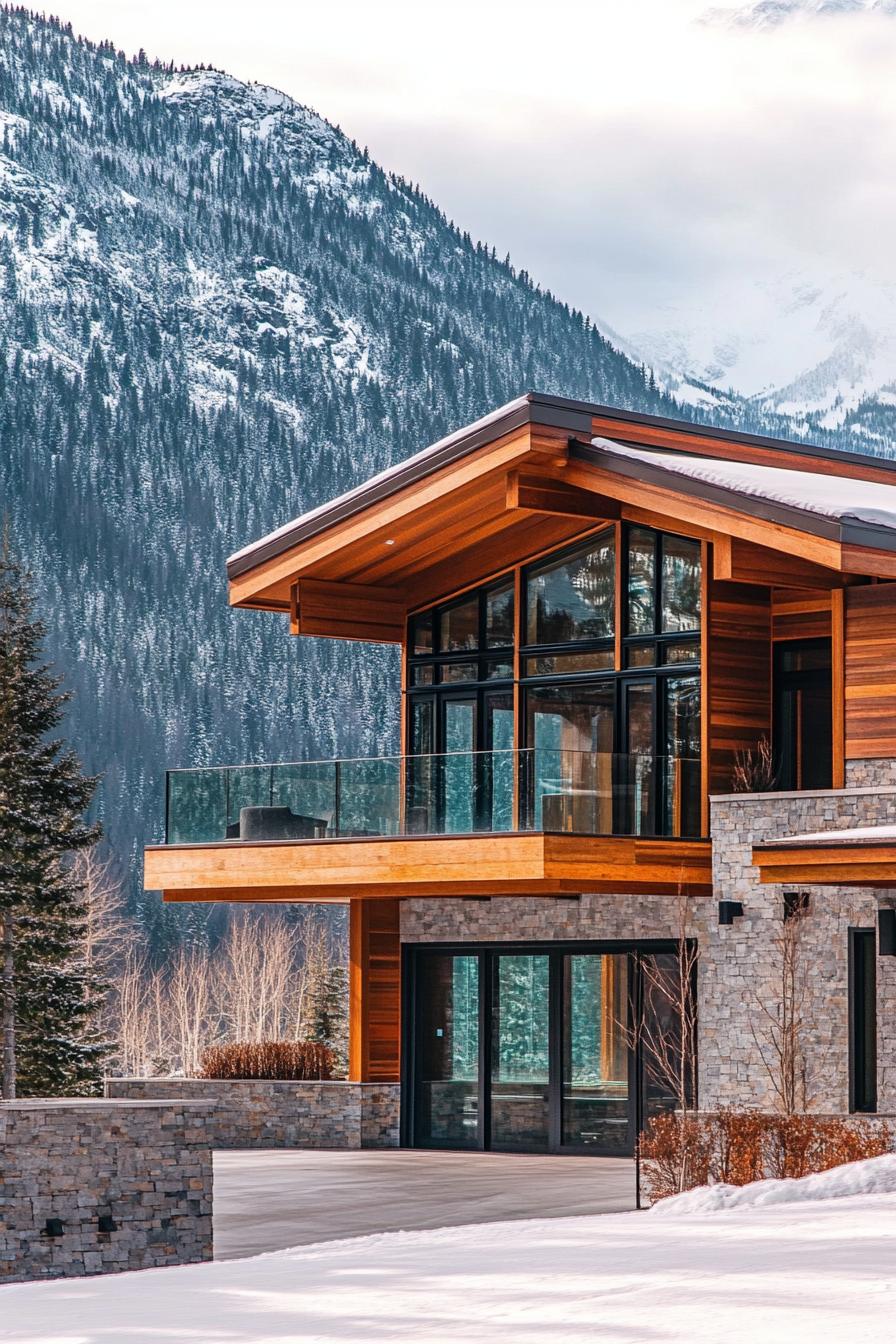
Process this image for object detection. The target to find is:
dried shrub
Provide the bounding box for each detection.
[198,1040,334,1081]
[731,735,778,793]
[641,1110,891,1202]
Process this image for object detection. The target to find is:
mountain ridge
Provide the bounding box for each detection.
[0,6,889,948]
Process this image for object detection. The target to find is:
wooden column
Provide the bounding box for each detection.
[349,898,401,1083]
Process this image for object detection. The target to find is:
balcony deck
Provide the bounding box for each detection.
[144,831,713,902]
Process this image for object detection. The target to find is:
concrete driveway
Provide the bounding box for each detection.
[213,1149,636,1260]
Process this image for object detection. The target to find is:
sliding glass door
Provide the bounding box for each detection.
[409,943,683,1154]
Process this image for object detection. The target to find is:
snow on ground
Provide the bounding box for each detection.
[4,1158,896,1344]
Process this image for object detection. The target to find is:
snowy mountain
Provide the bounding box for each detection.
[627,271,896,447]
[702,0,896,29]
[0,8,888,946]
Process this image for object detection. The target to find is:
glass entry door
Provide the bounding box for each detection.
[490,954,550,1150]
[562,954,631,1152]
[408,944,675,1155]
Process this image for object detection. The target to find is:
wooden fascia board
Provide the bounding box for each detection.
[561,461,846,571]
[229,427,561,608]
[752,841,896,886]
[590,414,896,486]
[146,833,712,900]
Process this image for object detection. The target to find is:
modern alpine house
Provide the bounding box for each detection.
[145,393,896,1154]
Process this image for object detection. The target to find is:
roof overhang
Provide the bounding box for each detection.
[226,392,896,632]
[753,827,896,886]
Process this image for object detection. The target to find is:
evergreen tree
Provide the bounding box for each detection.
[0,535,104,1096]
[305,959,349,1074]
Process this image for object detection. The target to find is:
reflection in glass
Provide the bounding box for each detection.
[411,664,434,686]
[563,955,630,1151]
[627,528,655,635]
[491,955,550,1149]
[526,533,615,645]
[484,659,514,680]
[168,768,227,844]
[486,694,515,832]
[665,677,701,837]
[663,639,699,665]
[415,954,480,1148]
[625,644,654,669]
[440,662,478,684]
[641,952,693,1123]
[411,611,433,655]
[661,535,701,633]
[525,649,614,676]
[486,579,515,648]
[623,682,654,835]
[440,596,479,651]
[525,682,615,832]
[444,700,476,832]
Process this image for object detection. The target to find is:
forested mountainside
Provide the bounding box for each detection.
[0,7,881,951]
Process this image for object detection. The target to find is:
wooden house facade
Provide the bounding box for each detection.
[145,394,896,1150]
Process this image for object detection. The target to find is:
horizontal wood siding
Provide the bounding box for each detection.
[771,588,832,642]
[349,898,401,1083]
[708,580,772,794]
[845,584,896,759]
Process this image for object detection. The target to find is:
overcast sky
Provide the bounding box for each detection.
[44,1,896,390]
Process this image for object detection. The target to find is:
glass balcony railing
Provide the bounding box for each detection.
[165,749,702,845]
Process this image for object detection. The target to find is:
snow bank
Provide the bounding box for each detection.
[652,1153,896,1216]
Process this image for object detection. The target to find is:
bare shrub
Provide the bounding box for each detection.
[641,1111,891,1202]
[731,736,777,793]
[748,898,812,1115]
[198,1040,334,1081]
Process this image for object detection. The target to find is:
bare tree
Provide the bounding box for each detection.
[748,896,811,1115]
[73,847,134,980]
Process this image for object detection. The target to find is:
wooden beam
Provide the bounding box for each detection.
[505,470,621,520]
[294,578,405,643]
[349,898,401,1083]
[713,535,840,590]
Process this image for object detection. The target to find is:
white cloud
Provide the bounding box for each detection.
[47,0,896,396]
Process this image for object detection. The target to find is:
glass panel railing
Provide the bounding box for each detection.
[165,750,701,844]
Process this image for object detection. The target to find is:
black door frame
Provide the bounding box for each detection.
[401,937,683,1157]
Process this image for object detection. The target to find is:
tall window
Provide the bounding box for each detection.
[520,527,701,837]
[407,524,703,838]
[849,929,877,1114]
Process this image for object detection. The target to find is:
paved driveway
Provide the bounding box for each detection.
[213,1148,636,1260]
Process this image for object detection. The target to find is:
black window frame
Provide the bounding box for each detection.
[848,927,877,1114]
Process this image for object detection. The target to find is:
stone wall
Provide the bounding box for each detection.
[105,1079,400,1149]
[705,784,896,1114]
[402,782,896,1118]
[0,1099,213,1283]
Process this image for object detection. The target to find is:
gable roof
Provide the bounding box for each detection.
[226,392,896,584]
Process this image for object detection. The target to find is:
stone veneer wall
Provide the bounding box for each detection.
[105,1079,400,1149]
[402,775,896,1117]
[0,1099,213,1283]
[706,781,896,1114]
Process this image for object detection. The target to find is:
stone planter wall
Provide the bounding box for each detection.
[0,1099,213,1283]
[105,1079,400,1149]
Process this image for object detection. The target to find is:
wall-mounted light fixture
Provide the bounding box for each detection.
[98,1214,117,1234]
[43,1218,64,1238]
[718,900,744,926]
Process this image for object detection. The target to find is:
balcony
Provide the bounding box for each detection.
[164,749,702,846]
[145,750,711,904]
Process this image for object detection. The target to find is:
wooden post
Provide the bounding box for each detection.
[348,898,401,1083]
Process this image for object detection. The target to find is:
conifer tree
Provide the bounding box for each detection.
[0,535,103,1097]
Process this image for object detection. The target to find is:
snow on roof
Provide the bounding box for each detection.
[591,438,896,536]
[761,823,896,848]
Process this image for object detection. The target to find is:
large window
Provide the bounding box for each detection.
[520,527,701,837]
[406,524,703,838]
